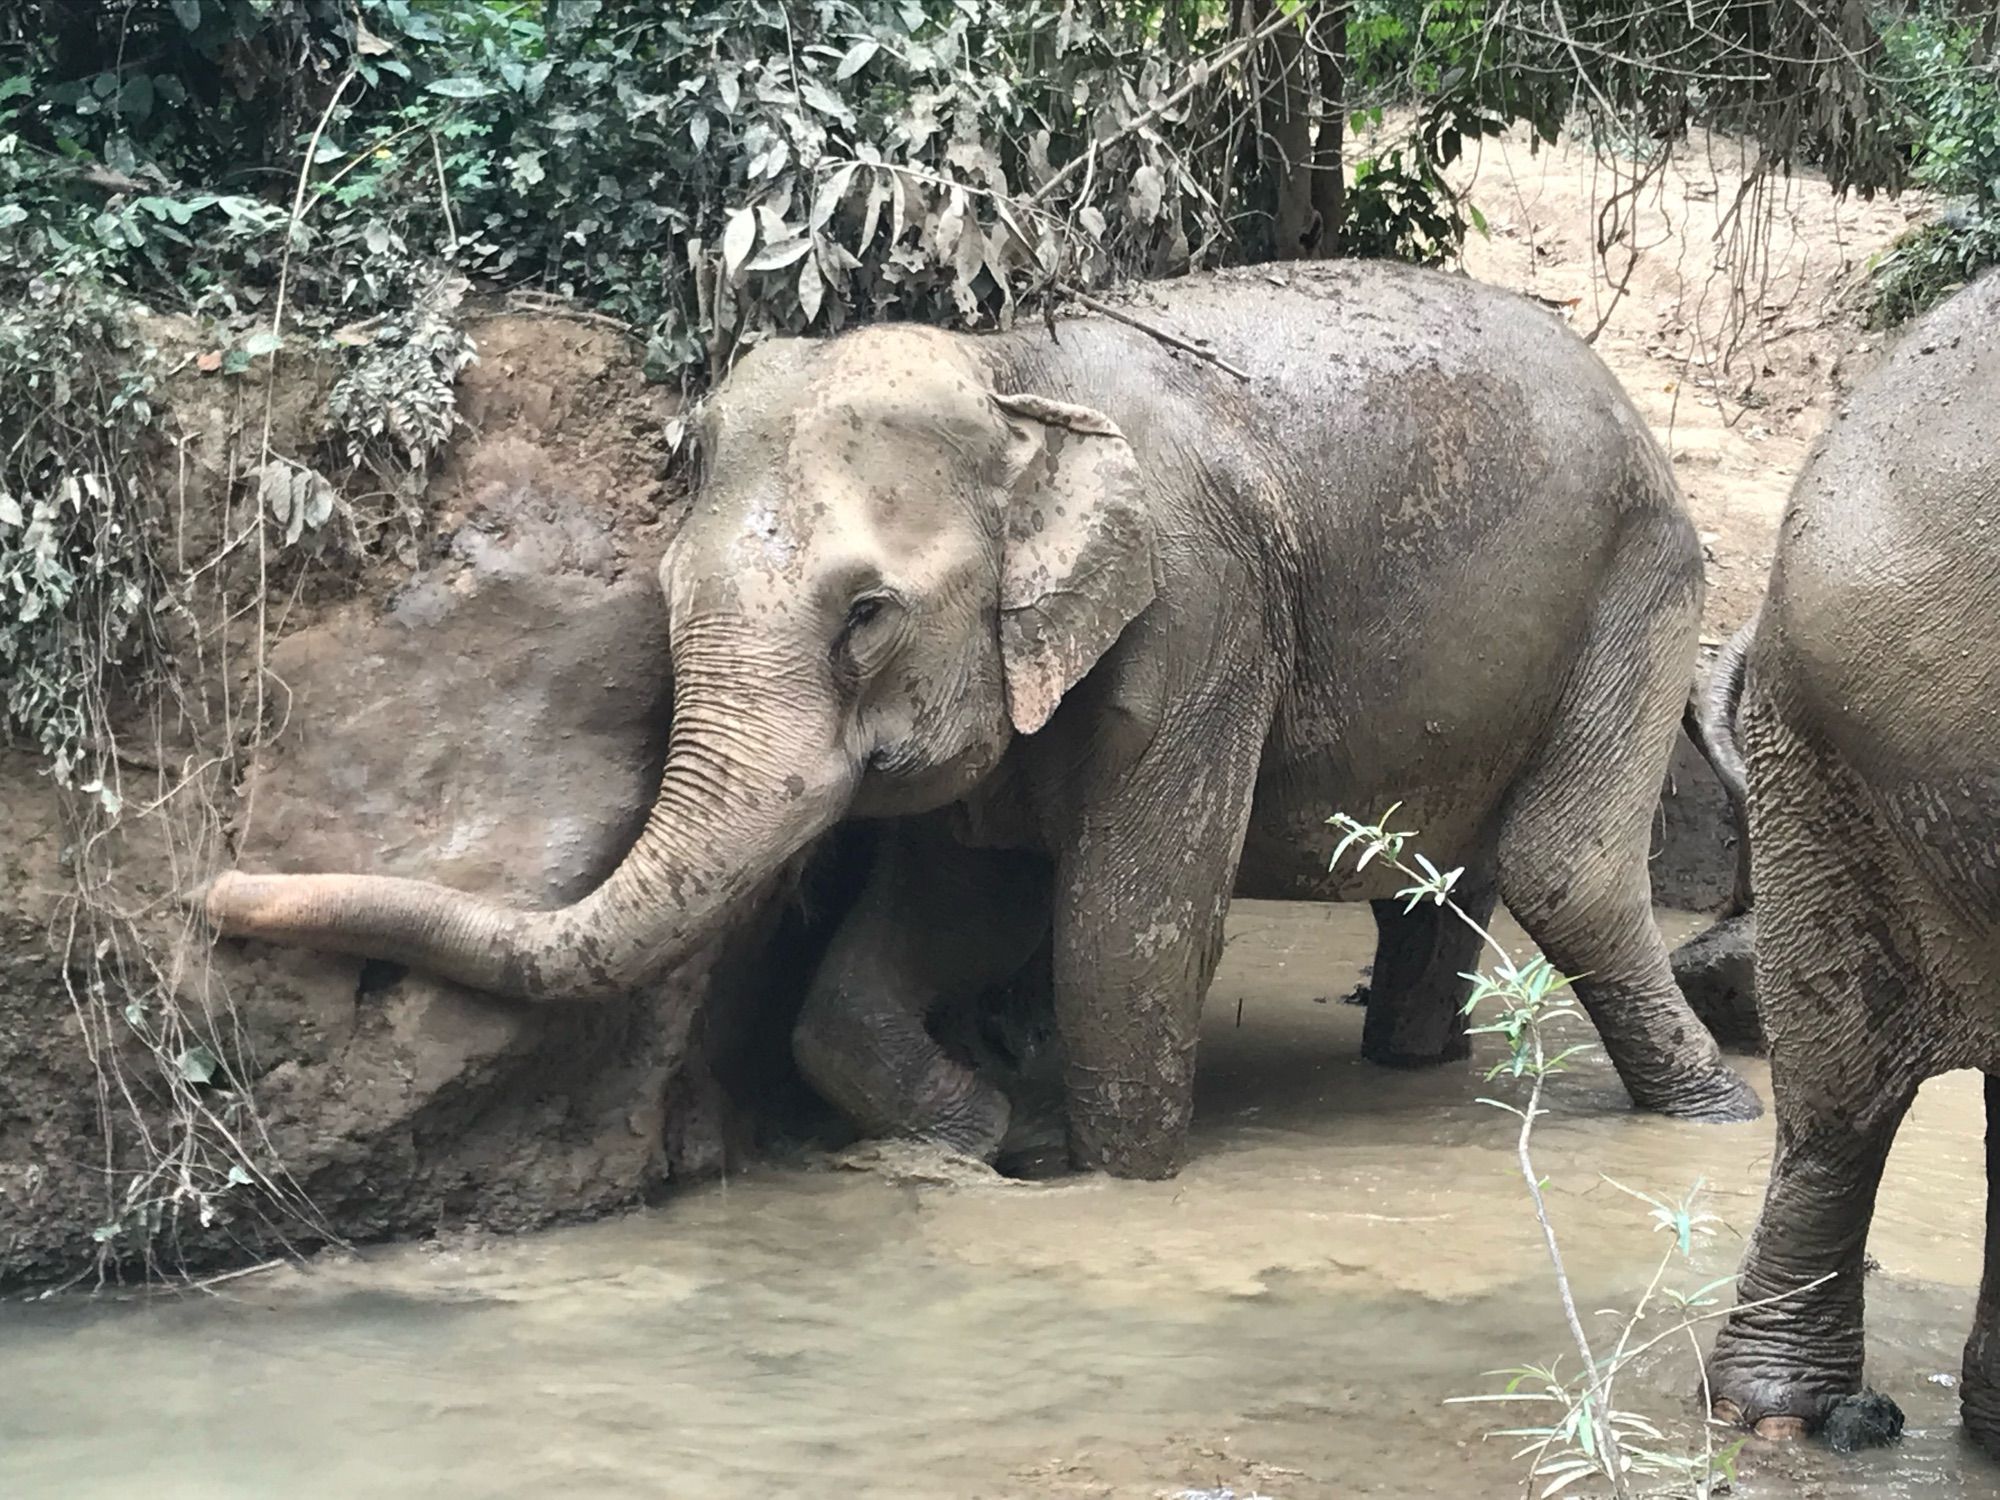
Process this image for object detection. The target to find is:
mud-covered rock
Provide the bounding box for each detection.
[1821,1389,1905,1452]
[1669,911,1761,1053]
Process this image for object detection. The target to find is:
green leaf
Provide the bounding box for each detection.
[722,206,757,276]
[222,348,252,376]
[176,1044,219,1084]
[171,0,202,27]
[226,1163,253,1187]
[799,254,825,325]
[241,331,283,359]
[835,39,880,82]
[746,237,812,271]
[119,73,155,122]
[427,77,494,100]
[812,162,859,229]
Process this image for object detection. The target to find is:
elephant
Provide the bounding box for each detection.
[1699,269,2000,1451]
[203,260,1760,1181]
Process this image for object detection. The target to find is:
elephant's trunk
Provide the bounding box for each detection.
[204,653,853,1001]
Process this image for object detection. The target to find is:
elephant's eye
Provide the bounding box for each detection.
[833,592,900,681]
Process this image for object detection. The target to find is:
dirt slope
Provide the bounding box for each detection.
[1444,123,1918,636]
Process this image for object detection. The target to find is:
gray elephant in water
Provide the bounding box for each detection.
[1698,270,2000,1452]
[204,261,1758,1180]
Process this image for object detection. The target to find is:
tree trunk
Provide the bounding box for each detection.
[1259,1,1315,260]
[1308,2,1348,257]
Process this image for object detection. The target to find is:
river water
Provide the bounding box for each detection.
[2,902,1991,1498]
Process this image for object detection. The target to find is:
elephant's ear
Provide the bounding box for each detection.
[991,391,1159,736]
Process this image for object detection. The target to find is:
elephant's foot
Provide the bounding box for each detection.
[914,1070,1012,1162]
[1711,1391,1903,1450]
[1358,985,1471,1070]
[1961,1376,2000,1460]
[1960,1330,2000,1459]
[1360,1034,1472,1070]
[1632,1058,1764,1123]
[1708,1321,1875,1445]
[1066,1077,1193,1180]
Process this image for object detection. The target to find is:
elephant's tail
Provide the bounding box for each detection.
[1681,609,1758,915]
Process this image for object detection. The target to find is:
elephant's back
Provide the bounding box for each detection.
[1757,273,2000,941]
[1136,263,1657,464]
[1107,263,1684,542]
[1763,270,2000,769]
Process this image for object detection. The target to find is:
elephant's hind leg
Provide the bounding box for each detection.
[1493,532,1759,1121]
[1706,726,1928,1439]
[792,817,1050,1160]
[1961,1076,2000,1456]
[1360,874,1495,1068]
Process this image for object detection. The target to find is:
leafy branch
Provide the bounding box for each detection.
[1327,806,1783,1498]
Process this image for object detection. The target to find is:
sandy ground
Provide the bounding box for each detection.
[1422,123,1925,640]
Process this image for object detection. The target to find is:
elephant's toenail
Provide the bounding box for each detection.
[1753,1415,1810,1441]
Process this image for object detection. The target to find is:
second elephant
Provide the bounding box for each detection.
[1702,270,2000,1453]
[204,262,1758,1179]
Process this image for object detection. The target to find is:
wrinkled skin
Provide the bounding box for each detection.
[1702,271,2000,1453]
[205,262,1757,1180]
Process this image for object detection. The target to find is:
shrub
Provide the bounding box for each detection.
[1873,5,2000,322]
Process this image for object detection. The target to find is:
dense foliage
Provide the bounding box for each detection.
[2,1,1965,367]
[0,281,167,787]
[0,0,1994,773]
[1873,3,2000,322]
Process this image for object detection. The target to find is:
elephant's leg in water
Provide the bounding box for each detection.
[1705,716,1940,1438]
[1493,556,1760,1123]
[1360,874,1496,1069]
[1048,668,1277,1180]
[791,818,1050,1159]
[1960,1077,2000,1452]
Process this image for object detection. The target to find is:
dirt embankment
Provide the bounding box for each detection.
[1442,123,1916,636]
[0,312,838,1286]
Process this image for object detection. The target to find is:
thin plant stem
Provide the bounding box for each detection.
[1515,1033,1625,1492]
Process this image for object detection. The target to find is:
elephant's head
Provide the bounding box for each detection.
[204,326,1158,999]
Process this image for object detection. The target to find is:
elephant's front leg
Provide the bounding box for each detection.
[792,818,1050,1160]
[1048,680,1276,1179]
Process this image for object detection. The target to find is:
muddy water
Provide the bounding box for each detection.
[3,903,1992,1498]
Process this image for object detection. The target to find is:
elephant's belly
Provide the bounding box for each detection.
[1234,768,1497,905]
